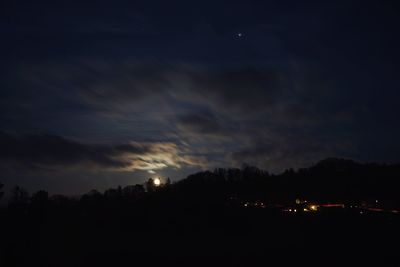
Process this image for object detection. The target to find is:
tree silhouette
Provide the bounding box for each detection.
[31,190,49,207]
[31,190,49,219]
[10,186,29,204]
[81,189,103,201]
[0,182,4,200]
[146,178,155,193]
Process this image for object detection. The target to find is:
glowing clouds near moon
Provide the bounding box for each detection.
[114,142,207,173]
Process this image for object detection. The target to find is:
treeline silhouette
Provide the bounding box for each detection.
[173,158,399,205]
[1,158,399,267]
[1,158,400,212]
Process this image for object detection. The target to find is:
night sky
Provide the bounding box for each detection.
[1,0,400,195]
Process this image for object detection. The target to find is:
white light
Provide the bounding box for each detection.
[237,33,242,37]
[154,178,161,186]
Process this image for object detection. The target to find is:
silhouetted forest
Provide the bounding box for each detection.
[1,158,399,266]
[174,158,400,204]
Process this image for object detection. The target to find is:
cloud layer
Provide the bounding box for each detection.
[0,132,206,173]
[2,59,389,174]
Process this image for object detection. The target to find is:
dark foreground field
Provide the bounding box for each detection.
[1,202,398,267]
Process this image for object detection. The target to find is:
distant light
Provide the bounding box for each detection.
[154,178,161,186]
[237,33,242,37]
[309,205,318,211]
[375,200,379,203]
[294,209,297,212]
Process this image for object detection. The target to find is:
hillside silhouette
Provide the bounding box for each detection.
[169,158,399,205]
[1,158,399,267]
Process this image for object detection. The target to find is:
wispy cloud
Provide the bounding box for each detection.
[0,132,206,173]
[5,59,389,174]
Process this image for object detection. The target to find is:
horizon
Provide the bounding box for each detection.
[1,156,399,199]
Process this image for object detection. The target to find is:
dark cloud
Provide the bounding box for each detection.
[0,131,142,169]
[189,67,287,112]
[18,61,289,114]
[0,132,205,172]
[228,133,353,172]
[176,112,227,137]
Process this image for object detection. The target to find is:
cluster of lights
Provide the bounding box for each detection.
[243,201,266,208]
[295,199,307,205]
[285,202,319,213]
[305,205,319,212]
[283,208,298,213]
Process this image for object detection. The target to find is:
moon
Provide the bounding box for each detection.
[153,178,161,186]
